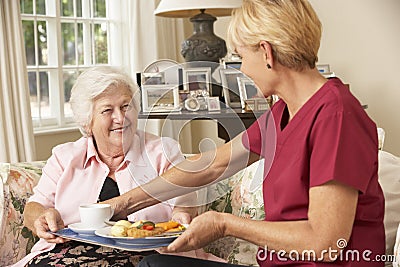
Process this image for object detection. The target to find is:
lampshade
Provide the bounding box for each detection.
[154,0,242,18]
[154,0,242,62]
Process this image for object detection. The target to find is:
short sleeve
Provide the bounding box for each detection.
[242,116,263,155]
[309,110,378,193]
[242,109,277,162]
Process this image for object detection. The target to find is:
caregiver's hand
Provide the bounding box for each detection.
[102,195,130,220]
[163,211,226,253]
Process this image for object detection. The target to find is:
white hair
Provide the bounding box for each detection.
[69,66,140,137]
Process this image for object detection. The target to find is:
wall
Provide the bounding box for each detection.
[215,0,400,156]
[34,129,82,161]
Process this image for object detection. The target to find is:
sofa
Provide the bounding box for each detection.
[1,151,400,266]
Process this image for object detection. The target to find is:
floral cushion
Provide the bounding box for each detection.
[0,162,45,266]
[204,160,265,266]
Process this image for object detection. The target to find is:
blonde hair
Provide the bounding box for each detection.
[227,0,322,71]
[69,66,140,137]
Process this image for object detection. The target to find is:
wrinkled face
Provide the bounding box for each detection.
[90,84,137,152]
[236,45,272,97]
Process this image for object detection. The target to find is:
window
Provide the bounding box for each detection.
[20,0,121,130]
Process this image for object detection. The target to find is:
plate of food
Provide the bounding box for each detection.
[95,220,187,246]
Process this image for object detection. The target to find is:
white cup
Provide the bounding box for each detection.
[79,203,113,229]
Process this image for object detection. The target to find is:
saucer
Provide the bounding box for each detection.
[68,222,103,236]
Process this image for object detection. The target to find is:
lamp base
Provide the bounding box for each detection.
[181,11,227,62]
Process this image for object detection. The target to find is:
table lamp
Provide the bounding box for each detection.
[154,0,242,62]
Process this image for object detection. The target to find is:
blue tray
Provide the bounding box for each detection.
[53,228,173,251]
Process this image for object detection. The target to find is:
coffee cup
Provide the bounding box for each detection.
[79,203,113,229]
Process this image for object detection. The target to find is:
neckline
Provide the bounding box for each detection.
[277,78,335,135]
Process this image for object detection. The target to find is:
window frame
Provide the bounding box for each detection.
[20,0,126,132]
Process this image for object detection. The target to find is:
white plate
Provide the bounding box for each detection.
[95,226,184,246]
[68,222,100,236]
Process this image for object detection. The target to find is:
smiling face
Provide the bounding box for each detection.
[89,84,137,155]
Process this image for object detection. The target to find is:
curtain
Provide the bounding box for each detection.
[156,16,186,62]
[0,0,36,163]
[122,0,194,152]
[154,15,194,153]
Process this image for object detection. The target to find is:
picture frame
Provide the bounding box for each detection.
[244,98,269,112]
[316,64,330,74]
[316,64,336,79]
[141,72,165,85]
[141,84,180,112]
[184,97,200,112]
[220,68,245,108]
[237,77,261,109]
[220,58,242,70]
[256,98,270,111]
[207,96,221,111]
[244,99,257,112]
[182,67,211,94]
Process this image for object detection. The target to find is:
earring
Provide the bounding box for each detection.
[266,64,271,69]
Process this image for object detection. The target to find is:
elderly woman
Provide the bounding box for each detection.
[106,1,385,267]
[16,66,197,266]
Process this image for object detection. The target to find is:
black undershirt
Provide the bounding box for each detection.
[98,177,120,202]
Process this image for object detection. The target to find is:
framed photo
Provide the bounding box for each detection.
[244,98,269,112]
[244,99,256,112]
[256,98,269,111]
[220,68,244,108]
[237,77,261,109]
[207,96,221,111]
[182,67,211,94]
[141,85,180,112]
[184,97,200,112]
[142,72,165,85]
[316,64,330,74]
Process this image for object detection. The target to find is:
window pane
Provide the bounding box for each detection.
[29,72,50,119]
[61,0,74,17]
[39,72,50,118]
[63,71,78,117]
[77,23,84,65]
[94,23,108,64]
[61,22,76,65]
[36,0,46,15]
[20,0,33,14]
[22,20,36,66]
[94,0,106,18]
[28,72,39,118]
[37,21,48,65]
[76,0,82,17]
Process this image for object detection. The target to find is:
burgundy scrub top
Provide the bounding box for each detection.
[242,78,385,266]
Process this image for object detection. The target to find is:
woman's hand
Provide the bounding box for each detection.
[102,195,130,220]
[163,210,226,253]
[33,208,66,243]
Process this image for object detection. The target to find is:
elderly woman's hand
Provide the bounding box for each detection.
[163,210,226,253]
[33,208,66,243]
[171,211,192,224]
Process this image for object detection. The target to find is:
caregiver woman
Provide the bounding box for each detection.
[107,0,385,266]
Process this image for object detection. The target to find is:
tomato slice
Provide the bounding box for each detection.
[136,221,156,230]
[143,225,154,230]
